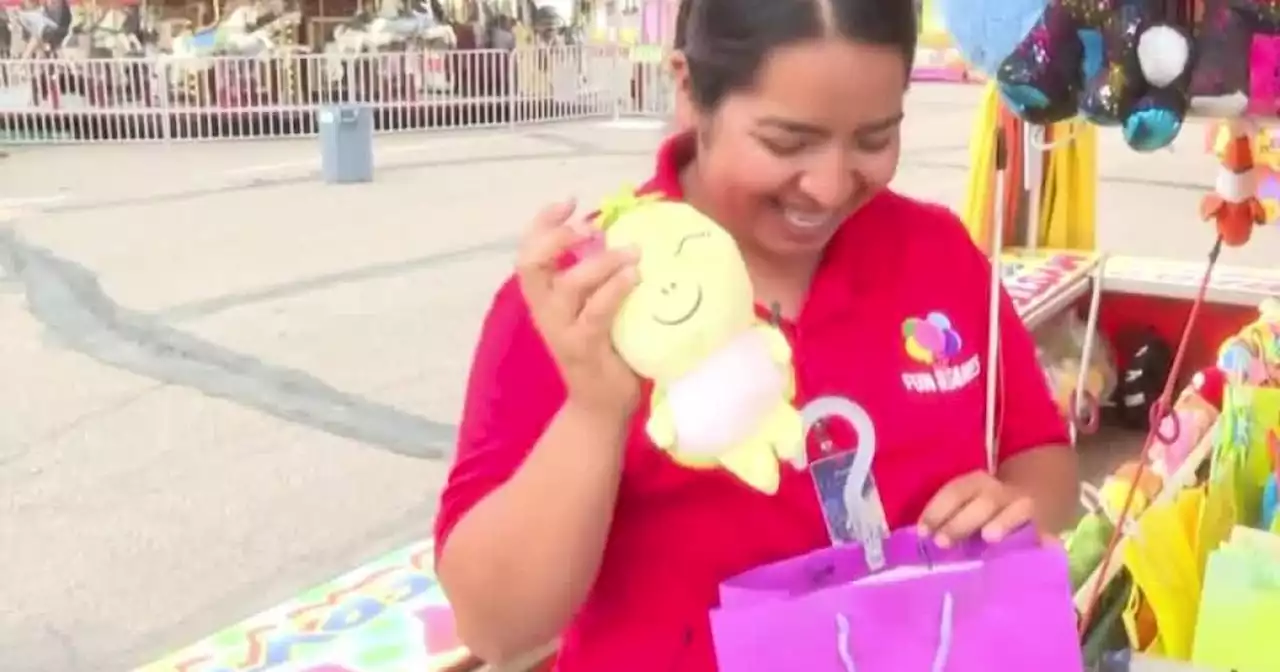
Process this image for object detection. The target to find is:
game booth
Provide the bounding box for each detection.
[140,2,1280,671]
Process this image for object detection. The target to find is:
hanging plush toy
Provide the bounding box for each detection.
[1202,123,1268,246]
[595,193,805,495]
[1188,0,1280,118]
[942,0,1195,151]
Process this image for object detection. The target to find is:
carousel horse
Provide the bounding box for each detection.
[167,0,304,100]
[63,4,155,59]
[322,0,455,89]
[329,0,456,54]
[170,1,301,59]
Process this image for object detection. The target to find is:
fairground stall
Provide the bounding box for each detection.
[943,0,1280,668]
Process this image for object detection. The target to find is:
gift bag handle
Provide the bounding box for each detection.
[835,592,955,672]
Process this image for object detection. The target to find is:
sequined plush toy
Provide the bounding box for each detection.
[942,0,1195,152]
[593,192,805,495]
[998,0,1195,151]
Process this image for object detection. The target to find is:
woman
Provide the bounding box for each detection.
[435,0,1079,669]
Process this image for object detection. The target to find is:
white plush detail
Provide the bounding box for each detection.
[1137,25,1190,88]
[664,329,785,456]
[1216,167,1257,203]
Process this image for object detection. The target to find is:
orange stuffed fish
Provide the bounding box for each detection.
[1201,128,1267,247]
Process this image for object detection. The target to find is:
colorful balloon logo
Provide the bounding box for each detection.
[903,312,962,366]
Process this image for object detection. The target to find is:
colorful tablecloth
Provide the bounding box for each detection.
[138,540,465,672]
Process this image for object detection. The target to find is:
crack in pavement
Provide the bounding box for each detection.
[0,228,456,460]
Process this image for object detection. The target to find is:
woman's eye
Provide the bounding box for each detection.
[759,137,808,156]
[856,135,893,153]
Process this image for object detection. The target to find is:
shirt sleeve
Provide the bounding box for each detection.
[433,277,567,556]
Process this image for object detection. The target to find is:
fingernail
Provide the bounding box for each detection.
[916,524,930,537]
[934,534,951,548]
[981,526,1001,542]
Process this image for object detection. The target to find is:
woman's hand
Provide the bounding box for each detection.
[517,199,642,420]
[917,471,1042,547]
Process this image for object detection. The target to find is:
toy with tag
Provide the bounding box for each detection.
[803,396,887,554]
[597,192,804,494]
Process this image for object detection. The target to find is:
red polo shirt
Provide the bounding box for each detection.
[435,135,1069,670]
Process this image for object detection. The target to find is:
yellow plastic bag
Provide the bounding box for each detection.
[1121,495,1204,659]
[961,82,1000,250]
[1191,531,1280,671]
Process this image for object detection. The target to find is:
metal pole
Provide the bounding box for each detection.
[1024,123,1043,251]
[985,126,1007,473]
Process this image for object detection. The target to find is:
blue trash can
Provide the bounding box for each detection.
[318,105,374,184]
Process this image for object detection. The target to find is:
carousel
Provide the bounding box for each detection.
[0,0,549,115]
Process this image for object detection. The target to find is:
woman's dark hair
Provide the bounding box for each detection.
[673,0,917,111]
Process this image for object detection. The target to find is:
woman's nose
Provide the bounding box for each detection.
[797,151,856,211]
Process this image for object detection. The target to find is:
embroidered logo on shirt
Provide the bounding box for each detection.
[900,312,980,394]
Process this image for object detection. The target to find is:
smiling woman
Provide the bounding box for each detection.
[433,0,1078,669]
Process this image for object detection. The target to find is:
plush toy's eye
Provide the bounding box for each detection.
[675,231,710,256]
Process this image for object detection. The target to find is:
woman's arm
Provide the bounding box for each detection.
[439,400,628,663]
[998,444,1079,534]
[433,279,632,664]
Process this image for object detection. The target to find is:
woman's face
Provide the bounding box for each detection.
[674,38,907,262]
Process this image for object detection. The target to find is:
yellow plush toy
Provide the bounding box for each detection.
[596,192,804,494]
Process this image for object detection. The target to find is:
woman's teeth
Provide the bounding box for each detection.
[784,210,833,229]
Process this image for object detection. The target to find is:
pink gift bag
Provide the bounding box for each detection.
[1249,35,1280,116]
[710,526,1082,671]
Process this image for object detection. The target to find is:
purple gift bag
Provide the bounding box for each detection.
[710,526,1082,671]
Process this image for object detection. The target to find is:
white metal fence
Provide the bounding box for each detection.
[0,45,673,143]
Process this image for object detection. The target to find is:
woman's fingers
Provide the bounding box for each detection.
[980,495,1035,542]
[917,473,985,536]
[516,200,582,303]
[552,248,637,317]
[577,262,639,334]
[931,496,999,547]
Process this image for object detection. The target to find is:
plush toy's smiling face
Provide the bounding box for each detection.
[644,231,708,327]
[603,200,755,381]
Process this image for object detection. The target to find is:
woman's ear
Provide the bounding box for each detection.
[668,50,698,131]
